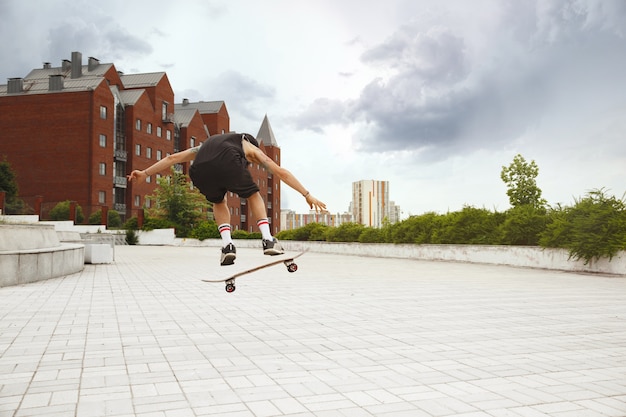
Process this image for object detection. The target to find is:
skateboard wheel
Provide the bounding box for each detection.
[225,283,236,293]
[287,263,298,273]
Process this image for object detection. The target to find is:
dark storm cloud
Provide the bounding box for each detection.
[0,1,152,81]
[295,0,626,157]
[46,16,153,64]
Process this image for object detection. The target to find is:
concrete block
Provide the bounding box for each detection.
[84,244,113,264]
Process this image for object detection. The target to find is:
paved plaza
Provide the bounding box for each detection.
[1,245,625,417]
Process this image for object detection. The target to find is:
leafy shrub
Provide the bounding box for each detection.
[326,222,366,242]
[88,210,122,228]
[125,229,138,245]
[49,200,84,223]
[540,189,626,263]
[499,204,547,245]
[433,206,504,244]
[389,212,442,243]
[190,220,219,241]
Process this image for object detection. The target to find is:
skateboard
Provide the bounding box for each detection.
[202,251,306,293]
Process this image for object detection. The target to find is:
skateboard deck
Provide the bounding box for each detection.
[202,251,306,293]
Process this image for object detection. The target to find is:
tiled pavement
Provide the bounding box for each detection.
[1,245,625,417]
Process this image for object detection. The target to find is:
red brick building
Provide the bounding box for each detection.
[0,51,282,233]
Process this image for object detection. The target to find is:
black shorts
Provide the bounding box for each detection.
[189,150,259,203]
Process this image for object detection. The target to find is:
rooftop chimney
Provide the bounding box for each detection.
[182,98,189,106]
[49,74,64,91]
[88,56,100,71]
[7,78,24,94]
[71,51,82,79]
[43,62,52,69]
[62,59,71,72]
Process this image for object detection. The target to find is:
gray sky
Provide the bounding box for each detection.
[2,0,625,217]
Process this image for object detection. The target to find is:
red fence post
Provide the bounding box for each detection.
[137,208,144,229]
[34,196,44,217]
[0,191,5,215]
[101,205,109,227]
[69,201,77,223]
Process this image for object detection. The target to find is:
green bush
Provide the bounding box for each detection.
[125,229,138,245]
[276,222,329,241]
[232,229,262,240]
[88,209,122,228]
[326,222,366,242]
[358,227,385,243]
[49,200,84,223]
[389,212,442,243]
[540,189,626,263]
[433,206,504,244]
[190,220,220,241]
[499,205,547,245]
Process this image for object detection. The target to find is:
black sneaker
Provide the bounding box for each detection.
[220,243,236,266]
[262,238,284,256]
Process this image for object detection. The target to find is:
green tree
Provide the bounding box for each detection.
[501,154,547,208]
[0,156,18,198]
[147,167,210,237]
[0,156,31,214]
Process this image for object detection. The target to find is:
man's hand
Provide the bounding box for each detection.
[305,194,327,212]
[127,170,148,183]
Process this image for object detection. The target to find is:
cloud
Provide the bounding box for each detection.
[293,0,626,160]
[46,15,153,63]
[202,70,276,120]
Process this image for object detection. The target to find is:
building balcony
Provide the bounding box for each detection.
[114,176,127,188]
[114,149,127,161]
[114,203,126,212]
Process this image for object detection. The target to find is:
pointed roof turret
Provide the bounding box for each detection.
[256,114,279,147]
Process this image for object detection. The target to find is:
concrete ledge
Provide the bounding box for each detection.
[172,238,626,276]
[0,224,60,251]
[0,243,85,286]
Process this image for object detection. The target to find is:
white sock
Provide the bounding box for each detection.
[218,224,233,246]
[257,218,273,240]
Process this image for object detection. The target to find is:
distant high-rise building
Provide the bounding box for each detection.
[352,180,390,228]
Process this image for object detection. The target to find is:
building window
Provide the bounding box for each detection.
[146,175,151,183]
[147,123,152,134]
[157,126,162,137]
[134,195,140,207]
[100,106,107,119]
[162,102,168,121]
[166,130,171,141]
[136,119,141,131]
[156,150,162,160]
[146,147,152,159]
[190,137,196,147]
[135,144,141,156]
[99,134,106,147]
[99,163,106,175]
[98,191,106,204]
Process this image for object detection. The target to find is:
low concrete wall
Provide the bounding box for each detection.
[0,224,84,287]
[137,228,177,245]
[173,238,626,276]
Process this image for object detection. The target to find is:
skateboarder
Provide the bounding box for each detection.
[127,132,326,265]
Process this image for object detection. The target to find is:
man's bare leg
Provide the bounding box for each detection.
[248,192,283,255]
[213,197,236,265]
